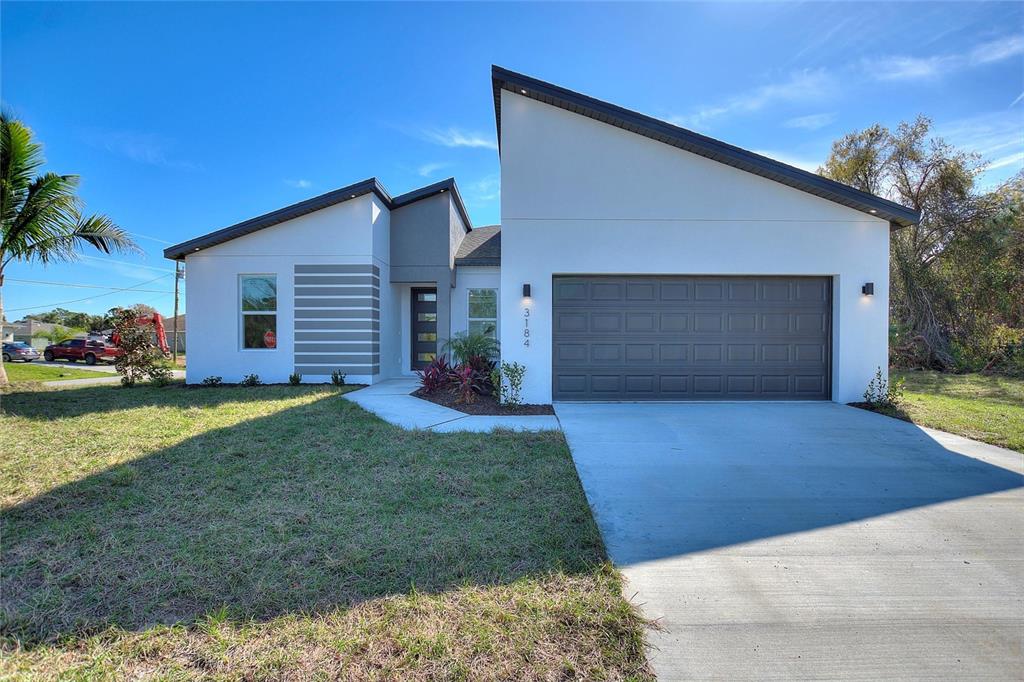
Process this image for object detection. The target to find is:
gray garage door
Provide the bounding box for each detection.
[552,276,831,401]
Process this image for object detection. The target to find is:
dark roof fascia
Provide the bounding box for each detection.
[491,65,919,228]
[391,177,472,233]
[455,257,500,266]
[164,178,391,260]
[165,177,474,260]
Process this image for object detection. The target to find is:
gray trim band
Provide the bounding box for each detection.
[295,297,378,308]
[295,320,380,330]
[295,308,380,320]
[295,264,379,275]
[294,354,379,364]
[295,365,379,375]
[295,342,378,353]
[295,331,379,342]
[294,275,379,286]
[294,286,379,297]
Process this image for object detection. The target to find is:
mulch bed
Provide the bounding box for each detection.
[413,388,555,415]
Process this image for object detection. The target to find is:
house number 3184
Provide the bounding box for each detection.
[523,306,530,347]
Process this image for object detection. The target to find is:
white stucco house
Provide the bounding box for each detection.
[165,66,918,403]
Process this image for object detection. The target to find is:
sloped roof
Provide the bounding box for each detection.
[455,225,501,266]
[165,177,471,260]
[491,66,919,229]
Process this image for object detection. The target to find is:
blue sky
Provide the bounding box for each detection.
[3,1,1022,318]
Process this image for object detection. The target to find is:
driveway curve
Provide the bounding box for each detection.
[555,402,1023,680]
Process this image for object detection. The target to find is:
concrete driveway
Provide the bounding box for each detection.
[555,402,1023,680]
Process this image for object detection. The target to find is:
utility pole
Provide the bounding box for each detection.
[172,261,183,364]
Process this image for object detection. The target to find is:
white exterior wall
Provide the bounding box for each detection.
[183,195,384,384]
[499,91,890,404]
[452,266,501,339]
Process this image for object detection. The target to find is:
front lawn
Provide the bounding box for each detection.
[2,362,100,384]
[886,370,1024,452]
[0,384,651,680]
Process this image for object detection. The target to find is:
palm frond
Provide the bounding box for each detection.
[1,113,45,227]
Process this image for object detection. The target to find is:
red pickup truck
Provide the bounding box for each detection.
[43,339,123,365]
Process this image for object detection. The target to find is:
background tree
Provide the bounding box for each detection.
[0,111,137,386]
[819,115,1021,372]
[25,307,108,331]
[32,324,85,346]
[110,307,170,387]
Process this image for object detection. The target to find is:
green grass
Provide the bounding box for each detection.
[885,370,1024,452]
[0,384,651,680]
[2,362,101,384]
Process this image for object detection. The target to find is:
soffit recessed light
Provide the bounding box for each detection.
[869,209,877,214]
[520,89,527,95]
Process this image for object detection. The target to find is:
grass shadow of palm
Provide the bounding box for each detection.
[2,388,604,647]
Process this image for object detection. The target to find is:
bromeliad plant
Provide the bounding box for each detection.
[416,354,452,394]
[451,363,490,404]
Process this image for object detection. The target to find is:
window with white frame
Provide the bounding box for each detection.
[468,288,497,338]
[240,274,278,349]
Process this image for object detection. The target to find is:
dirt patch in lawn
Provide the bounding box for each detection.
[414,388,555,415]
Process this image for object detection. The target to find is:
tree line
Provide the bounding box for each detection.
[820,116,1023,376]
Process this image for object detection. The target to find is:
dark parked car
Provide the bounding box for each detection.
[2,342,41,363]
[43,338,122,365]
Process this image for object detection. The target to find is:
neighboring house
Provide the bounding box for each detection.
[165,66,918,403]
[3,320,62,349]
[161,314,186,354]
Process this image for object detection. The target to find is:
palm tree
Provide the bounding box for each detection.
[1,111,137,386]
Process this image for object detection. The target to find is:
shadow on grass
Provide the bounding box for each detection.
[1,387,604,647]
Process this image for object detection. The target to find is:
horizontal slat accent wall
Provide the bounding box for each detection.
[294,264,380,376]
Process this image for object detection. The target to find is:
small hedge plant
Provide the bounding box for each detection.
[863,367,904,409]
[331,369,346,386]
[289,372,302,385]
[201,376,223,386]
[241,373,262,387]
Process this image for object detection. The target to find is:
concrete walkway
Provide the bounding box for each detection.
[35,360,117,373]
[555,401,1023,680]
[343,378,560,432]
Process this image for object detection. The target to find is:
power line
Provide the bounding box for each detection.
[5,273,174,313]
[5,277,172,293]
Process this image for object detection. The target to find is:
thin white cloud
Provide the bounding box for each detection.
[416,162,448,177]
[83,129,197,169]
[419,127,497,150]
[970,34,1024,65]
[937,110,1024,180]
[751,149,821,173]
[987,151,1024,171]
[1010,91,1024,107]
[465,175,500,204]
[864,34,1024,82]
[284,179,312,189]
[671,69,836,129]
[784,112,837,131]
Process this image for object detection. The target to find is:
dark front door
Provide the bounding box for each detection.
[411,287,438,370]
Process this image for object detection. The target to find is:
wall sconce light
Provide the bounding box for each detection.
[862,282,875,296]
[522,283,532,298]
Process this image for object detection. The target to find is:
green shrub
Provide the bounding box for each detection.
[289,372,302,385]
[241,373,262,387]
[491,361,527,406]
[201,376,223,386]
[863,367,904,409]
[331,369,346,386]
[110,308,169,388]
[443,331,499,364]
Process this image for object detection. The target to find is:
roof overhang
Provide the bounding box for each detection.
[492,65,919,229]
[165,176,472,260]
